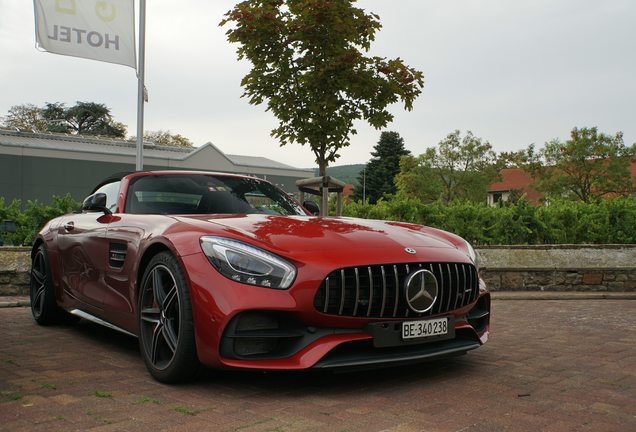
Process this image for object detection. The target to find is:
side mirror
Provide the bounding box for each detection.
[82,193,111,215]
[303,200,320,216]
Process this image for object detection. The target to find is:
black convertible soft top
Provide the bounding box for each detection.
[90,172,133,194]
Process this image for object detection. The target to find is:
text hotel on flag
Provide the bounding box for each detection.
[34,0,136,69]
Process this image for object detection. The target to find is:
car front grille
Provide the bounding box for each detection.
[313,262,479,319]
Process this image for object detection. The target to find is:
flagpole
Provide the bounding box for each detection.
[135,0,146,171]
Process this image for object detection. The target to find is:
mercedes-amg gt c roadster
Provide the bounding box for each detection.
[30,171,490,383]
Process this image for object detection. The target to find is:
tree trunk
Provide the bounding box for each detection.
[318,158,327,178]
[318,157,328,216]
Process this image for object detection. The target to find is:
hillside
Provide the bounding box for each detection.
[313,164,365,186]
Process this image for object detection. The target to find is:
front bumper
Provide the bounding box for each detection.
[182,252,490,370]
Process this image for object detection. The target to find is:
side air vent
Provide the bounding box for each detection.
[109,243,127,268]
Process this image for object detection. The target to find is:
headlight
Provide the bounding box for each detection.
[464,240,480,270]
[200,236,296,289]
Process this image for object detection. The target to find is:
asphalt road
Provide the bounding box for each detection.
[1,300,635,432]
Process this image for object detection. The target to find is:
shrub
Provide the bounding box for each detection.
[0,195,80,246]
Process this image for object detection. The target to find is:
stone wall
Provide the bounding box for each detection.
[478,245,636,292]
[1,245,635,295]
[0,247,31,296]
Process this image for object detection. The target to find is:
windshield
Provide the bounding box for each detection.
[125,174,306,216]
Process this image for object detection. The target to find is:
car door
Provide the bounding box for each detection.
[56,181,121,308]
[56,212,111,307]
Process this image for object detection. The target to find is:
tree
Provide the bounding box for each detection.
[220,0,424,177]
[396,130,501,203]
[394,154,444,203]
[134,130,194,148]
[521,127,636,203]
[353,131,410,203]
[41,101,127,137]
[1,104,48,131]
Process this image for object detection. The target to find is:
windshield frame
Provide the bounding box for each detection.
[124,173,307,216]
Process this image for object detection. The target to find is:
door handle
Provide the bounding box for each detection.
[64,222,75,231]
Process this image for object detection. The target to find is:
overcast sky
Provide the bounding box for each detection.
[1,1,634,169]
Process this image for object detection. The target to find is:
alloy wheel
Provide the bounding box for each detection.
[139,264,181,370]
[30,249,47,318]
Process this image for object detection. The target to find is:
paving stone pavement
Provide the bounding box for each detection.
[0,300,634,432]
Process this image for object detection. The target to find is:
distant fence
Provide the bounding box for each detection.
[1,245,635,296]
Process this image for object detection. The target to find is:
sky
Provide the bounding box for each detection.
[1,1,635,169]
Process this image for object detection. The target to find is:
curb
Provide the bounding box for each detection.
[0,296,30,308]
[1,293,635,309]
[491,292,636,301]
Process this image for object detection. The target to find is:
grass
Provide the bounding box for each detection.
[174,405,198,416]
[3,391,23,401]
[41,383,57,390]
[135,395,160,405]
[94,390,112,398]
[86,410,112,425]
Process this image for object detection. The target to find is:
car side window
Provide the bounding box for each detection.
[93,181,121,212]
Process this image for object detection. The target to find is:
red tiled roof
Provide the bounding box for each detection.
[489,161,636,204]
[488,168,542,203]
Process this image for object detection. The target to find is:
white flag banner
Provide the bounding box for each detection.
[34,0,136,69]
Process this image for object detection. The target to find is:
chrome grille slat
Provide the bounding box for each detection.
[380,266,387,317]
[392,265,399,317]
[339,269,346,315]
[315,262,478,319]
[353,268,360,316]
[438,263,445,315]
[367,267,373,317]
[453,264,461,310]
[444,264,452,312]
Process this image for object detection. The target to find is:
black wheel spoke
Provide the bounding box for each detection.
[31,268,44,284]
[150,322,164,365]
[163,286,177,312]
[162,323,177,354]
[33,283,45,314]
[140,307,160,323]
[152,268,165,307]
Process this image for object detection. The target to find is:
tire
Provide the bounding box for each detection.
[138,252,199,383]
[30,244,65,325]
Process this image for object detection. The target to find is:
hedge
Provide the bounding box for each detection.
[342,196,636,245]
[0,195,80,246]
[2,194,635,246]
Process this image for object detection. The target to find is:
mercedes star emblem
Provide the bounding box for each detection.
[404,269,438,313]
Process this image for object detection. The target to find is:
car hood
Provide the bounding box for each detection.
[174,214,463,255]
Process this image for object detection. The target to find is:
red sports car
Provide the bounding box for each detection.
[30,171,490,383]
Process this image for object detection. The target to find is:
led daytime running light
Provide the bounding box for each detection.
[200,236,296,289]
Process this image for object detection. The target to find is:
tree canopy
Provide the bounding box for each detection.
[353,131,410,203]
[396,130,502,203]
[1,101,126,138]
[520,127,636,203]
[1,104,48,132]
[220,0,424,177]
[133,130,194,148]
[42,102,127,137]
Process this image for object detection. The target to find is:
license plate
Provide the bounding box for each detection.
[402,317,449,340]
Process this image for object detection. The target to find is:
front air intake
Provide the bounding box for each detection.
[313,262,478,319]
